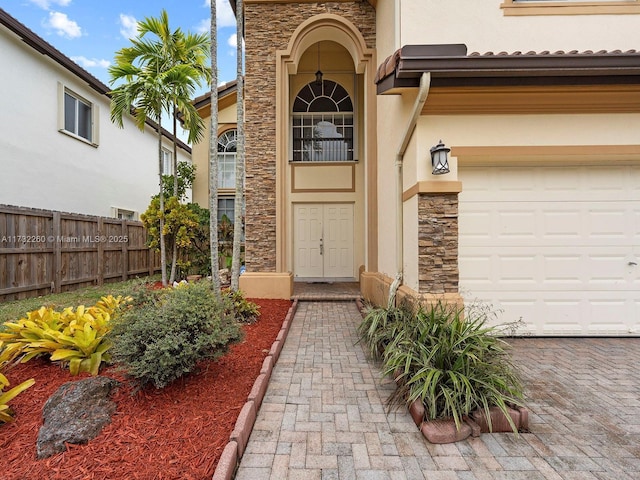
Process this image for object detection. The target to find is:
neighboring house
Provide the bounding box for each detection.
[194,0,640,336]
[0,8,192,220]
[192,81,239,222]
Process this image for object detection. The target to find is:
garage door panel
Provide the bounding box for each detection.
[462,247,631,286]
[631,211,640,238]
[539,299,586,336]
[458,255,493,285]
[587,254,630,284]
[459,211,492,239]
[587,209,628,239]
[461,166,638,202]
[459,165,640,336]
[543,255,583,284]
[498,255,538,284]
[459,203,630,244]
[498,211,537,239]
[543,210,583,238]
[475,294,635,336]
[587,299,630,334]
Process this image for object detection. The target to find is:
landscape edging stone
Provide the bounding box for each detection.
[211,299,299,480]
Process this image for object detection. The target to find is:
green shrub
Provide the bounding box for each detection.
[360,300,524,432]
[108,282,242,389]
[223,289,260,324]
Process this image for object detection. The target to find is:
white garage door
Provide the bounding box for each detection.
[459,165,640,336]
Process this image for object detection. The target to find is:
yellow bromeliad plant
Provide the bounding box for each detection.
[0,340,35,424]
[0,295,130,376]
[0,371,35,424]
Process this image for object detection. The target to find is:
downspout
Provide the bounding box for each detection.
[387,72,431,308]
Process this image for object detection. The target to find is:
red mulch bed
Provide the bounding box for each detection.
[0,298,292,480]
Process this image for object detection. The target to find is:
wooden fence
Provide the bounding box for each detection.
[0,205,161,301]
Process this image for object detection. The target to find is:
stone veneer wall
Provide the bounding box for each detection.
[243,2,376,271]
[418,194,459,294]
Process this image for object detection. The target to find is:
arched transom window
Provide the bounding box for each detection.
[218,129,236,189]
[292,80,354,162]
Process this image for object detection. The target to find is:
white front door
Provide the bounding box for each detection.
[294,203,354,279]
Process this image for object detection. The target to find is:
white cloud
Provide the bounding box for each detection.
[45,11,82,39]
[200,0,236,29]
[227,33,236,48]
[71,56,110,69]
[195,19,209,35]
[119,14,138,39]
[29,0,72,10]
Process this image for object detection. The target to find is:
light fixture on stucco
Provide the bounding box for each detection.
[430,140,450,175]
[315,42,323,86]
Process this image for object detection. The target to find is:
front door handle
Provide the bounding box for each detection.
[629,261,638,266]
[320,238,324,256]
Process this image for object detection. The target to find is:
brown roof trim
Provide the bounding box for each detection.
[191,79,238,110]
[0,7,191,154]
[376,44,640,94]
[0,7,110,95]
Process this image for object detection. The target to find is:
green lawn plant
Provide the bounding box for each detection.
[108,281,243,390]
[224,288,260,324]
[0,295,130,376]
[359,300,524,433]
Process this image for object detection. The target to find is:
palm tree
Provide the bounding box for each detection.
[109,11,209,287]
[230,0,245,291]
[209,0,221,296]
[132,11,210,284]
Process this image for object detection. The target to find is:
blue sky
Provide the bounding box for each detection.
[0,0,239,96]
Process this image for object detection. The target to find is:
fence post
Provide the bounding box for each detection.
[52,211,61,293]
[122,219,128,281]
[147,227,154,276]
[97,217,104,286]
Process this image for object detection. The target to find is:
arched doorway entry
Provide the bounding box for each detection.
[274,15,377,282]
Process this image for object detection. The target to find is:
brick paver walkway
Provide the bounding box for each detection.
[236,301,640,480]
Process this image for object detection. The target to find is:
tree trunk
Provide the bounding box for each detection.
[231,0,244,291]
[158,115,168,287]
[209,0,221,297]
[169,104,179,284]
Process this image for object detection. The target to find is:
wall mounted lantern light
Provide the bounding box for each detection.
[315,42,323,86]
[430,140,450,175]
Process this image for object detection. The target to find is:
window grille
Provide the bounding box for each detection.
[292,80,355,162]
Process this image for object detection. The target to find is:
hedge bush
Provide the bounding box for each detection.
[108,282,242,389]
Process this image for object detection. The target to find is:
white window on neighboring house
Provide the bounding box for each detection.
[218,197,235,223]
[58,83,98,145]
[162,148,173,176]
[218,196,245,241]
[112,207,137,220]
[218,129,237,189]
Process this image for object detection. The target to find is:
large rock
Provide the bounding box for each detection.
[37,376,120,459]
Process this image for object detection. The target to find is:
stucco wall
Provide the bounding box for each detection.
[417,113,640,162]
[398,0,639,54]
[244,1,376,272]
[375,84,420,279]
[0,26,190,219]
